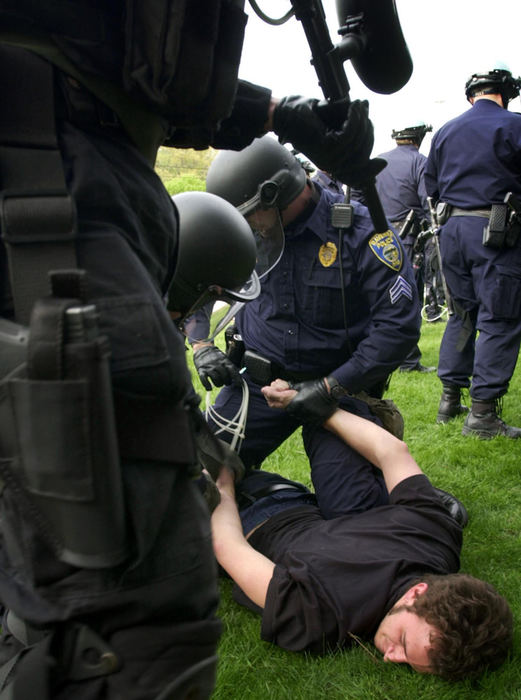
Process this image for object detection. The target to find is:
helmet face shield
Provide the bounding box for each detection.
[178,273,261,343]
[244,209,285,279]
[237,180,285,278]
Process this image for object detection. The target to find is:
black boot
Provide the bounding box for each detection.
[436,384,468,423]
[462,399,521,439]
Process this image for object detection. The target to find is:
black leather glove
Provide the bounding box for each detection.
[273,97,386,187]
[193,345,241,391]
[286,378,339,425]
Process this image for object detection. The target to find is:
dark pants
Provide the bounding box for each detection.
[209,375,388,519]
[0,63,220,697]
[438,217,521,399]
[236,458,388,536]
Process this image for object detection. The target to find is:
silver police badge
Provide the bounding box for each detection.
[368,230,403,271]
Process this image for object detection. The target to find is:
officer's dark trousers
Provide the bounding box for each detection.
[0,95,220,696]
[438,217,521,399]
[208,375,388,519]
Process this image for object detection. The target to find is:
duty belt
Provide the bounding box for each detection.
[450,207,491,219]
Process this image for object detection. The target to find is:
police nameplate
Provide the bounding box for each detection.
[368,230,403,271]
[319,241,337,267]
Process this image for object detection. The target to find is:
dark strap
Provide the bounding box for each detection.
[238,480,311,510]
[450,207,491,218]
[0,45,77,325]
[252,482,309,498]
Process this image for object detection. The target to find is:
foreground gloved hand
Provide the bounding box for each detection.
[193,345,241,391]
[286,377,339,425]
[273,97,386,187]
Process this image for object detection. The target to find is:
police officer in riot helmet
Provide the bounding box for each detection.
[191,135,420,489]
[425,65,521,438]
[190,138,307,391]
[167,191,256,511]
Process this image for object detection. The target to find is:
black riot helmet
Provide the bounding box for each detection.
[206,135,307,212]
[391,121,433,147]
[167,191,260,337]
[465,67,521,107]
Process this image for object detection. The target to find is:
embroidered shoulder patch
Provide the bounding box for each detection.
[319,241,337,267]
[368,230,403,271]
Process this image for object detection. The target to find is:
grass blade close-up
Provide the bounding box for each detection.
[190,320,521,700]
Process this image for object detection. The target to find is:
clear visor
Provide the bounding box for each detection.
[238,184,285,279]
[179,273,260,343]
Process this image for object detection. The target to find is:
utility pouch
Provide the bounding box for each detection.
[482,204,508,249]
[1,297,128,569]
[243,350,273,386]
[435,202,452,226]
[505,192,521,248]
[354,391,404,439]
[225,325,245,368]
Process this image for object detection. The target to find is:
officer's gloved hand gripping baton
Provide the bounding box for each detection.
[267,0,413,233]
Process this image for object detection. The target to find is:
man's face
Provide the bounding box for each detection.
[373,604,437,674]
[246,208,280,237]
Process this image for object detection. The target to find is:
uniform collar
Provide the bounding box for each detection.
[284,182,336,242]
[473,98,503,112]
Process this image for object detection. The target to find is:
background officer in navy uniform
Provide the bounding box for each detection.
[358,122,436,373]
[0,2,384,698]
[425,66,521,437]
[189,136,420,500]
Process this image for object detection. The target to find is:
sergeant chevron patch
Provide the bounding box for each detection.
[389,276,413,304]
[368,230,403,271]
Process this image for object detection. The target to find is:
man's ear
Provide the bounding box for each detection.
[403,581,429,603]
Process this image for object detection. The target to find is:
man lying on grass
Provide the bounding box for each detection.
[210,379,513,682]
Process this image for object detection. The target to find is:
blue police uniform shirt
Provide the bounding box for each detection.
[425,99,521,207]
[375,144,430,223]
[311,170,345,195]
[234,184,421,394]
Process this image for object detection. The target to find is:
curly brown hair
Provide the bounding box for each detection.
[410,573,513,682]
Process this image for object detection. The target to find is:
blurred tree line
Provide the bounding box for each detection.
[155,146,218,195]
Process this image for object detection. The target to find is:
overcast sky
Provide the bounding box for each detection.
[238,0,521,157]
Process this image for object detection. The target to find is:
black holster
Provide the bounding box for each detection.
[0,296,128,569]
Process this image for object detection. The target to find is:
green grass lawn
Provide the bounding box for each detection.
[193,320,521,699]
